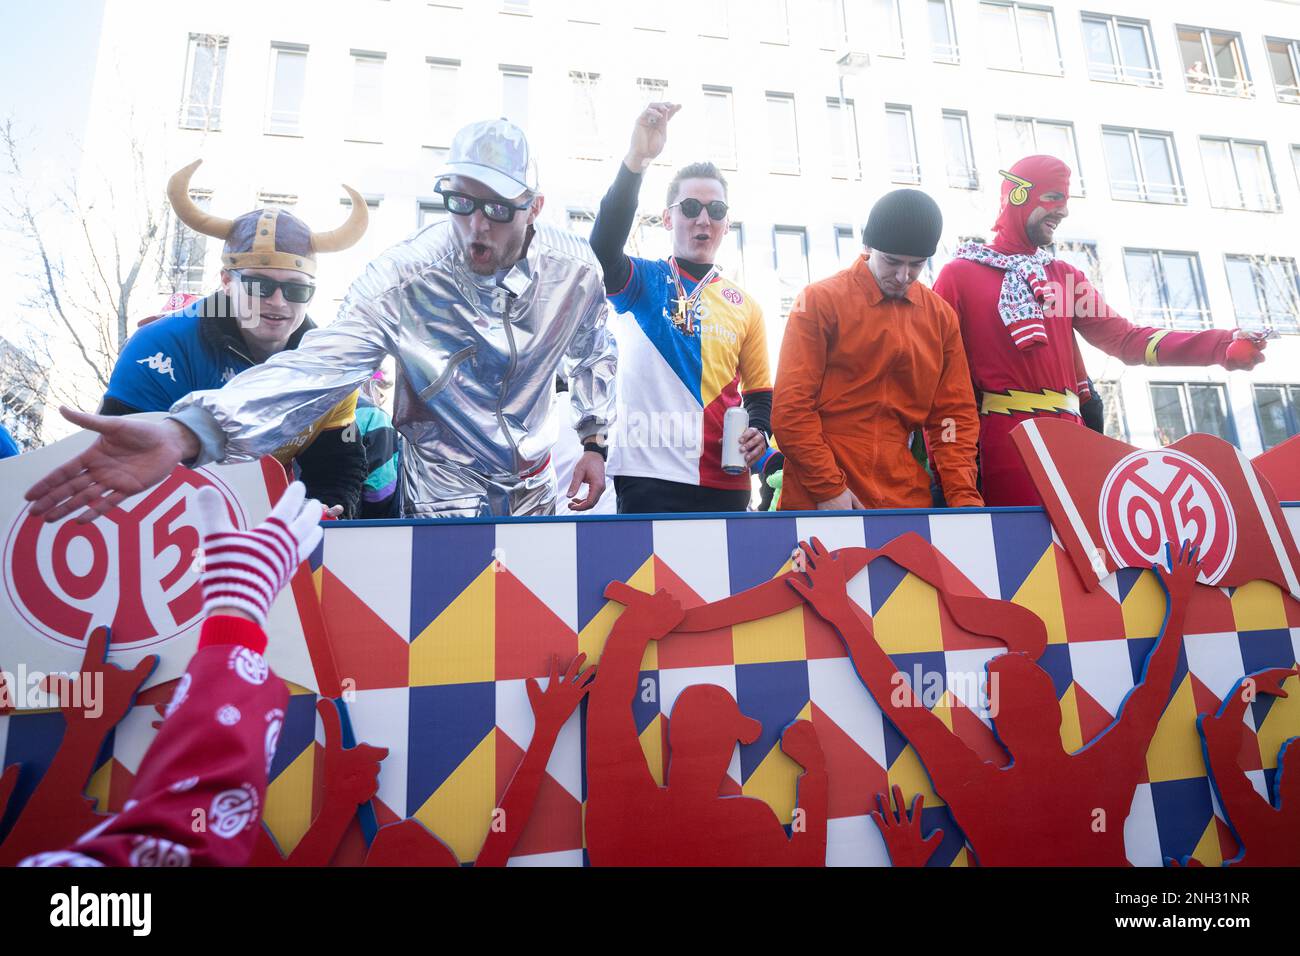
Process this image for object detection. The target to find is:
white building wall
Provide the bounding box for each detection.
[77,0,1300,455]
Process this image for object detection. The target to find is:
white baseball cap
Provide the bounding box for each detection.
[435,118,539,200]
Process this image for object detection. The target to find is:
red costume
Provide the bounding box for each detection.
[933,155,1263,506]
[21,616,286,867]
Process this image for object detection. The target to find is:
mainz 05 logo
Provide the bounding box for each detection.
[1099,448,1236,584]
[3,470,247,649]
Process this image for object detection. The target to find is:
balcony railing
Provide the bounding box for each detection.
[1237,311,1299,334]
[1087,62,1162,87]
[1183,71,1253,97]
[266,110,303,136]
[931,41,960,64]
[1109,180,1187,205]
[179,102,221,131]
[1211,190,1283,213]
[889,162,921,185]
[1134,306,1212,331]
[1276,81,1300,104]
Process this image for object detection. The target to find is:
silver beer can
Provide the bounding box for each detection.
[721,406,750,475]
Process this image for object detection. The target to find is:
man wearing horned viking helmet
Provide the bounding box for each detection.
[96,161,372,517]
[932,155,1270,507]
[26,119,618,521]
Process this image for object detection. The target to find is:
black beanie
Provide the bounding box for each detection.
[862,189,943,258]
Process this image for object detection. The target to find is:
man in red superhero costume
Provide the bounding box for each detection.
[933,155,1269,507]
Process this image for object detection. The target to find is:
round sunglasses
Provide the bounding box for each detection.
[669,198,729,221]
[233,271,316,303]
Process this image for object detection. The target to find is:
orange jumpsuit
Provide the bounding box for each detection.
[773,255,983,510]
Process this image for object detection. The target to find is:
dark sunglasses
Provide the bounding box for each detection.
[435,181,532,223]
[669,198,729,221]
[234,271,316,304]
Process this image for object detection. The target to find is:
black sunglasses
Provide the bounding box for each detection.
[669,198,729,221]
[435,181,532,223]
[234,271,316,304]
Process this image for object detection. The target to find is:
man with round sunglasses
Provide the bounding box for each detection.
[589,103,771,514]
[96,161,371,517]
[27,120,618,522]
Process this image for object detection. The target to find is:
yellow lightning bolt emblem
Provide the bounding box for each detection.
[999,170,1034,206]
[979,389,1081,417]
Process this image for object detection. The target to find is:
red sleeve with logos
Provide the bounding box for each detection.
[21,616,287,868]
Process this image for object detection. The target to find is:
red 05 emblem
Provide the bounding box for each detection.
[2,469,248,650]
[1098,449,1236,584]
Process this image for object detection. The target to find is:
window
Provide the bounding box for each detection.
[1123,249,1211,330]
[1149,383,1236,446]
[417,198,447,230]
[1081,14,1160,86]
[180,33,228,130]
[1225,255,1300,333]
[759,0,788,44]
[871,0,905,58]
[426,58,459,147]
[266,44,308,136]
[255,191,297,208]
[567,209,595,240]
[702,86,737,168]
[835,225,860,267]
[1293,145,1300,190]
[1093,381,1129,442]
[943,109,977,188]
[773,227,809,319]
[1266,37,1300,103]
[1254,385,1300,450]
[170,190,211,293]
[348,52,385,143]
[1054,240,1102,290]
[827,98,861,179]
[929,0,959,63]
[995,116,1083,195]
[722,224,745,284]
[886,105,919,184]
[980,2,1062,75]
[1101,128,1184,204]
[766,93,800,174]
[634,8,667,32]
[1199,137,1280,212]
[569,72,602,159]
[819,0,847,50]
[501,66,530,130]
[1178,26,1251,97]
[501,0,530,14]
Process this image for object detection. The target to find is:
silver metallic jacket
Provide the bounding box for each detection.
[171,221,618,517]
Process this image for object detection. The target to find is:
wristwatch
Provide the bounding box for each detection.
[581,437,608,461]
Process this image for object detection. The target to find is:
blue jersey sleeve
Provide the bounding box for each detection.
[104,320,194,413]
[608,256,663,316]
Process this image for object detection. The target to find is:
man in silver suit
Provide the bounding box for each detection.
[26,119,619,520]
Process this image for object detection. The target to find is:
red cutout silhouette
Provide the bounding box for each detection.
[790,536,1198,866]
[871,785,944,867]
[364,653,594,867]
[1193,666,1300,867]
[250,698,388,866]
[585,583,828,866]
[0,627,157,865]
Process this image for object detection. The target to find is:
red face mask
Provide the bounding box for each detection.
[991,155,1072,255]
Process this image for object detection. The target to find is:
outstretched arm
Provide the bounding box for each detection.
[789,539,983,783]
[586,584,684,802]
[477,654,595,867]
[1103,542,1197,758]
[1199,667,1298,846]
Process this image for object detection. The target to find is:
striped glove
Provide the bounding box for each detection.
[193,481,324,627]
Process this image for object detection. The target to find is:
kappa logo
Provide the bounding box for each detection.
[137,351,177,382]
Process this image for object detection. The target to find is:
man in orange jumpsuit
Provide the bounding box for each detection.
[773,189,982,511]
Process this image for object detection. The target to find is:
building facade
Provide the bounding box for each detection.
[78,0,1300,455]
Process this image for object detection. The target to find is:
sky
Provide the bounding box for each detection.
[0,0,105,348]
